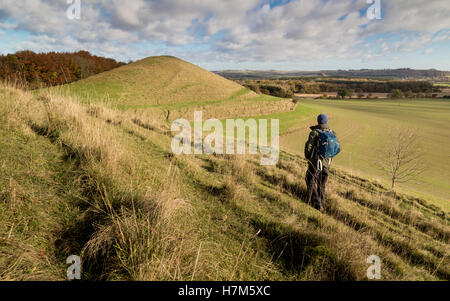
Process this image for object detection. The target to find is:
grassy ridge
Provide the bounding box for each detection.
[1,85,448,280]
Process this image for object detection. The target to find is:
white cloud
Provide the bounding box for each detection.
[0,22,17,30]
[423,48,433,55]
[0,0,448,65]
[364,0,450,35]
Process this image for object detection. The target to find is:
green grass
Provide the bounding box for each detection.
[269,98,450,210]
[50,56,259,109]
[43,56,295,124]
[247,102,318,133]
[0,88,82,280]
[148,88,255,110]
[434,82,450,87]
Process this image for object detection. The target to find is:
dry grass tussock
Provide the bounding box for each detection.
[250,157,449,280]
[2,85,199,280]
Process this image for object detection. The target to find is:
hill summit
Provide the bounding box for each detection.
[62,55,257,108]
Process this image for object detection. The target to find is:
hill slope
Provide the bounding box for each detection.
[1,85,448,280]
[51,55,296,123]
[58,56,258,108]
[241,99,450,209]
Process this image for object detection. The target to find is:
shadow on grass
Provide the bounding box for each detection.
[250,218,357,280]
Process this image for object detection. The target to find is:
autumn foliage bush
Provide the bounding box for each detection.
[0,50,126,89]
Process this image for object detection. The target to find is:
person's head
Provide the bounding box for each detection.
[317,114,328,125]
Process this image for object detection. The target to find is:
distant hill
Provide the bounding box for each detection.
[215,68,450,80]
[59,55,258,108]
[0,50,126,88]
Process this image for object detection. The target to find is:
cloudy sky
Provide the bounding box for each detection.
[0,0,449,70]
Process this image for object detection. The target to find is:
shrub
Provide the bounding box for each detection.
[389,89,405,99]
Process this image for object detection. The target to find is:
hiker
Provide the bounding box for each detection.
[304,114,340,211]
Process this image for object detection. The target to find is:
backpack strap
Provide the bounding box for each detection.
[314,129,323,152]
[316,159,323,171]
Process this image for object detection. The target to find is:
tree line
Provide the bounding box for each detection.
[239,79,442,99]
[0,50,126,89]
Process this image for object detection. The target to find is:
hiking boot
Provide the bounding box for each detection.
[314,200,325,212]
[312,201,323,211]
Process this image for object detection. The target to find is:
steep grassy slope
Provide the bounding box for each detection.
[1,85,448,280]
[0,87,83,280]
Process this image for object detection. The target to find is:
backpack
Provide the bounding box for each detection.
[316,130,340,158]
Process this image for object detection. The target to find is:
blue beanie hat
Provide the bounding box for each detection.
[317,114,328,124]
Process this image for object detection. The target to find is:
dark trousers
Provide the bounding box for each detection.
[305,162,329,210]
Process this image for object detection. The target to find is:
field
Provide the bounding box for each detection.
[434,82,450,87]
[1,56,449,281]
[258,99,449,210]
[294,93,389,99]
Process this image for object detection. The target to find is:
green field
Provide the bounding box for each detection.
[434,82,450,87]
[257,99,449,210]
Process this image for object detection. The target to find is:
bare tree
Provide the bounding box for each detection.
[378,128,426,189]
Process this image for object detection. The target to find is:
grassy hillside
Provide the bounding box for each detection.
[250,99,450,210]
[49,56,295,123]
[1,85,448,280]
[0,87,82,280]
[54,56,258,108]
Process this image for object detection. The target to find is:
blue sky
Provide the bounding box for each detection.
[0,0,449,70]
